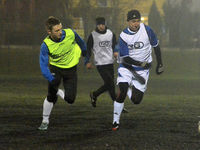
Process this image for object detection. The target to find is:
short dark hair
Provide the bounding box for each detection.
[127,9,141,21]
[45,16,61,31]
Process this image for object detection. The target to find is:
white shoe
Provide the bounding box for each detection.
[38,122,49,131]
[57,89,64,100]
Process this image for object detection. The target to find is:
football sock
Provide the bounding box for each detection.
[127,87,132,100]
[57,89,65,100]
[113,101,124,124]
[42,98,53,124]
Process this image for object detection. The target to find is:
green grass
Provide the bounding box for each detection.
[0,48,200,150]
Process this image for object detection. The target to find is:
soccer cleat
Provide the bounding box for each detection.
[57,89,65,100]
[122,107,129,113]
[112,122,119,131]
[90,92,97,107]
[38,122,49,131]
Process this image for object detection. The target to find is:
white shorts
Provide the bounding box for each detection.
[117,67,150,98]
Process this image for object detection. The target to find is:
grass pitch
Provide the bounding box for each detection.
[0,48,200,150]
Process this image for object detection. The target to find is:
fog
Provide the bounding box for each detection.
[0,0,199,48]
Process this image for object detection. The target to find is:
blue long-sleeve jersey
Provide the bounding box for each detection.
[39,30,86,82]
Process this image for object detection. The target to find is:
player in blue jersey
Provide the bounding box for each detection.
[112,10,164,131]
[38,16,87,130]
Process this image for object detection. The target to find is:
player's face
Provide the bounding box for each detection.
[97,24,106,32]
[128,19,140,32]
[48,23,62,41]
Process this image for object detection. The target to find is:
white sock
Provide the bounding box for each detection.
[57,89,65,100]
[113,101,124,124]
[42,98,53,124]
[127,87,132,100]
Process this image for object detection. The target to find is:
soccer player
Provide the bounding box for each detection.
[38,16,87,130]
[85,17,125,110]
[112,10,164,131]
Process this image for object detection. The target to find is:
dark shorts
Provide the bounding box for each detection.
[47,65,77,104]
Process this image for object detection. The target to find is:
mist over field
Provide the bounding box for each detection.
[0,0,200,149]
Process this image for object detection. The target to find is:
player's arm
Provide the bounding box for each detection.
[154,45,164,74]
[112,33,118,58]
[145,25,164,74]
[73,30,87,57]
[39,43,54,82]
[85,34,93,69]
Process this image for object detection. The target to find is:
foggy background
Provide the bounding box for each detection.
[0,0,200,47]
[0,0,200,77]
[1,1,200,149]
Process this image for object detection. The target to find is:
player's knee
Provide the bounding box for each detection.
[131,88,144,105]
[116,99,124,103]
[47,95,58,104]
[116,92,126,103]
[116,82,129,103]
[133,100,142,104]
[131,96,143,104]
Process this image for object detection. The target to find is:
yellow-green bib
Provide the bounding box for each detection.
[44,29,81,68]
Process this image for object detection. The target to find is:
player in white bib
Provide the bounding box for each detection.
[112,9,164,131]
[85,17,128,113]
[85,17,117,107]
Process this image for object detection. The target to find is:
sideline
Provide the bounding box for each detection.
[0,45,40,50]
[1,45,200,52]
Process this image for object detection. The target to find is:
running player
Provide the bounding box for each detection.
[112,10,164,131]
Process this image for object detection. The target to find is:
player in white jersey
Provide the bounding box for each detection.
[112,10,164,131]
[85,17,128,112]
[85,17,117,107]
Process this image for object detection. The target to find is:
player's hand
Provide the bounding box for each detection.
[156,63,164,75]
[50,73,60,85]
[113,52,118,59]
[50,77,60,85]
[141,61,148,67]
[86,63,93,69]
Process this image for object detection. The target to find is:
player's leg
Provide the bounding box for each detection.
[112,82,129,130]
[130,86,144,104]
[105,64,129,113]
[62,66,77,104]
[105,64,117,101]
[98,64,116,100]
[90,65,112,107]
[128,69,149,104]
[39,66,62,130]
[90,65,108,102]
[112,67,132,130]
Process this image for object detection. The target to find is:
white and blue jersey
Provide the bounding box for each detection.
[117,23,158,92]
[118,23,158,69]
[39,30,86,82]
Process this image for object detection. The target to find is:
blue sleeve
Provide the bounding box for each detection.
[39,43,54,82]
[119,37,129,57]
[73,30,87,53]
[145,25,158,47]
